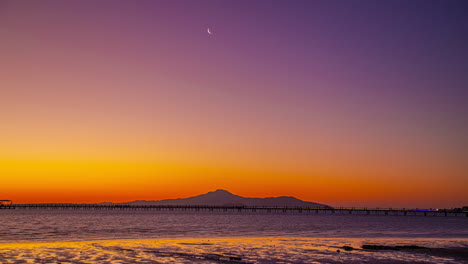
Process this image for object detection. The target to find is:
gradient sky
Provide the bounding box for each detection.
[1,0,467,207]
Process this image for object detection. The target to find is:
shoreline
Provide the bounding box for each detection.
[2,236,468,246]
[0,237,467,263]
[1,236,468,245]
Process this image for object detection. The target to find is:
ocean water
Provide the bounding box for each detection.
[0,209,467,263]
[0,209,467,242]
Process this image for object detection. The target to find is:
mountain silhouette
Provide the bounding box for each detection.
[121,189,331,208]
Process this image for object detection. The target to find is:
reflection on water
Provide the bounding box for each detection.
[0,209,468,242]
[0,209,467,243]
[0,237,467,264]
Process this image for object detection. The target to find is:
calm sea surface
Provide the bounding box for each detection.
[1,209,467,243]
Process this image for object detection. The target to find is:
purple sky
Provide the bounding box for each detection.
[0,0,467,206]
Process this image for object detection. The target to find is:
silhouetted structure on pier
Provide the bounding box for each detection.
[0,200,14,209]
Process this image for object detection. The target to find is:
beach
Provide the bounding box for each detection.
[1,237,467,264]
[1,210,467,263]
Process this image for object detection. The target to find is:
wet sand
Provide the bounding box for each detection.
[0,237,467,264]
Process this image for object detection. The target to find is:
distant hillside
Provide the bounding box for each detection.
[120,189,332,208]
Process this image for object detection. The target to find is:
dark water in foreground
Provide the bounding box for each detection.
[0,209,467,243]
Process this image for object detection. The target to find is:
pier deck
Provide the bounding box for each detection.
[2,204,467,217]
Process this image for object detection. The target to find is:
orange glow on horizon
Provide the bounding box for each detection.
[1,156,466,208]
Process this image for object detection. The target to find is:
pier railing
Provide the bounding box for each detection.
[2,204,467,217]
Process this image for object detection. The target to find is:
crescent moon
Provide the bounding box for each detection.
[207,28,212,35]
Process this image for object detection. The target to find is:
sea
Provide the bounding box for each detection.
[0,209,467,263]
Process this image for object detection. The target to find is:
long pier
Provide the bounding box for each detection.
[1,204,467,217]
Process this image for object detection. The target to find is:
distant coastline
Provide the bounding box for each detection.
[105,189,332,208]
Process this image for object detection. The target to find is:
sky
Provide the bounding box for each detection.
[0,0,467,207]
